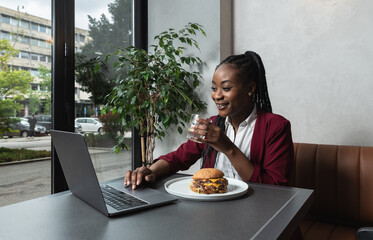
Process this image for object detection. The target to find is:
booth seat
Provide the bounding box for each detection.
[290,143,373,240]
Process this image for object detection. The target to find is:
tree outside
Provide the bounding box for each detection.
[75,0,132,116]
[0,39,34,136]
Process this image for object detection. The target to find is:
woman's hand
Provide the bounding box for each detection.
[190,118,234,154]
[124,159,170,190]
[191,118,255,181]
[124,166,156,190]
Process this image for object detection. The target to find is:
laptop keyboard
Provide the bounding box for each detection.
[101,185,148,211]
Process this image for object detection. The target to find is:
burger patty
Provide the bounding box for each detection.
[192,178,228,192]
[194,178,228,185]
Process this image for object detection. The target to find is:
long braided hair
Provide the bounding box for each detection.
[201,51,272,168]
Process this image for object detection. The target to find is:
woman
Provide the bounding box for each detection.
[125,51,294,190]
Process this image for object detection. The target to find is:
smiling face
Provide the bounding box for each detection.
[211,64,256,126]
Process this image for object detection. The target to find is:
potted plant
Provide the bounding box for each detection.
[103,22,207,166]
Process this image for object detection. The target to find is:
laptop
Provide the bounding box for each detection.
[51,130,177,217]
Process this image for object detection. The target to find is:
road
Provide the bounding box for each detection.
[0,135,131,207]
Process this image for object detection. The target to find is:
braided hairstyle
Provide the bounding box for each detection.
[201,51,272,168]
[216,51,272,113]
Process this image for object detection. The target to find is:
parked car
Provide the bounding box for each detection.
[31,115,52,133]
[1,117,47,138]
[75,122,82,133]
[75,117,104,134]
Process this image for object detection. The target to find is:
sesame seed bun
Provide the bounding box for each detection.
[192,168,224,180]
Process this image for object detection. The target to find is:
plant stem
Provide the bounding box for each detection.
[140,121,146,166]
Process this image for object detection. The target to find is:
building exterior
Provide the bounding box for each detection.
[0,6,91,117]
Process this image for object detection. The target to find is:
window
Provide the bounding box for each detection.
[75,0,135,182]
[10,34,20,42]
[20,51,29,59]
[0,1,53,208]
[31,83,39,91]
[21,36,29,44]
[31,53,38,61]
[30,69,39,76]
[39,55,47,62]
[39,25,46,33]
[86,119,94,124]
[76,119,86,124]
[1,15,10,24]
[39,40,47,48]
[10,17,19,26]
[0,0,145,207]
[1,31,11,40]
[30,38,38,46]
[21,20,30,29]
[31,22,38,31]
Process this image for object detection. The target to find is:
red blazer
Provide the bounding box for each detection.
[155,110,294,185]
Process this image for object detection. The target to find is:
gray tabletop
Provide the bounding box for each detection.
[0,174,313,240]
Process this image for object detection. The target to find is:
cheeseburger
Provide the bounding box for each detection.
[190,168,228,194]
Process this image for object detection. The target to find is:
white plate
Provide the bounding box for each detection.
[164,176,249,201]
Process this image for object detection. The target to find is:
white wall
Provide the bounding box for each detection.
[148,0,221,172]
[234,0,373,146]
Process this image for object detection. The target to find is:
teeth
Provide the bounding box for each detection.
[217,103,227,109]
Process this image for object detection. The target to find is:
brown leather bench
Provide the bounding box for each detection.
[290,143,373,240]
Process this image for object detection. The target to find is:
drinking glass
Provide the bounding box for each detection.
[187,114,205,143]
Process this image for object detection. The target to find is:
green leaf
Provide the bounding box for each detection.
[186,38,192,46]
[130,96,137,105]
[177,126,183,134]
[190,23,198,29]
[94,63,100,73]
[193,79,199,88]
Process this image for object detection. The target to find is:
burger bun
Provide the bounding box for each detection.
[193,168,224,180]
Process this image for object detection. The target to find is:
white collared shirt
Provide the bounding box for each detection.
[215,106,257,180]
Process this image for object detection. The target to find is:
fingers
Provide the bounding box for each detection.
[124,170,132,186]
[191,119,209,135]
[196,118,211,125]
[191,118,215,139]
[145,174,156,183]
[123,166,153,190]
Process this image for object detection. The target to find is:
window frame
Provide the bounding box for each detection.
[52,0,147,193]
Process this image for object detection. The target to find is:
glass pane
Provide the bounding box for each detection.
[39,25,46,33]
[30,38,38,46]
[20,51,29,59]
[1,31,10,40]
[21,20,29,29]
[2,14,10,24]
[0,2,52,207]
[30,53,38,61]
[75,0,134,182]
[31,22,38,31]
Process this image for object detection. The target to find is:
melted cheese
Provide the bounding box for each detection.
[203,183,221,188]
[200,178,224,188]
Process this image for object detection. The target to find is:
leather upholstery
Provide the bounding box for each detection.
[291,143,373,240]
[300,219,356,240]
